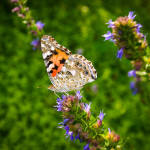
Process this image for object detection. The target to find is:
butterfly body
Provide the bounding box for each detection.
[41,35,97,92]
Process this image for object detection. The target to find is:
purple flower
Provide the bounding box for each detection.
[102,31,114,41]
[128,11,136,19]
[69,132,74,141]
[56,98,63,111]
[65,125,70,135]
[106,19,115,28]
[108,128,111,133]
[98,110,106,121]
[130,81,138,95]
[75,134,80,140]
[76,91,83,100]
[36,21,45,30]
[84,103,91,113]
[84,102,91,118]
[31,39,39,50]
[117,48,124,60]
[62,95,66,100]
[12,7,20,12]
[132,88,138,95]
[84,143,90,150]
[130,81,135,89]
[128,70,136,78]
[136,23,143,33]
[63,118,69,125]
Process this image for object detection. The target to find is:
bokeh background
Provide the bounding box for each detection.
[1,0,150,150]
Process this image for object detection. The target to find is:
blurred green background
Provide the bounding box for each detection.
[0,0,150,150]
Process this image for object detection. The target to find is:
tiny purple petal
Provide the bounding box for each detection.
[132,88,138,95]
[62,95,66,100]
[136,23,143,33]
[129,81,138,95]
[106,19,115,28]
[12,7,20,12]
[63,119,69,125]
[76,91,83,99]
[102,31,114,41]
[57,98,62,102]
[65,125,70,135]
[130,81,135,89]
[117,48,124,60]
[84,143,90,150]
[128,70,136,78]
[108,128,111,133]
[31,39,39,50]
[98,110,106,121]
[75,134,80,140]
[31,39,39,46]
[56,98,63,111]
[70,132,74,141]
[128,11,136,19]
[84,102,91,113]
[36,21,45,30]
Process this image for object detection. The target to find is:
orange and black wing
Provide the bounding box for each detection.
[41,35,71,77]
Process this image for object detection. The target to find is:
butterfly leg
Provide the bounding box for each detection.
[54,91,60,98]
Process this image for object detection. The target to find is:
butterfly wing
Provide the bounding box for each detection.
[49,54,97,92]
[41,35,97,93]
[41,35,71,81]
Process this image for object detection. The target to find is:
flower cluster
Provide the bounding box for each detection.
[11,0,45,50]
[103,11,150,94]
[56,91,121,150]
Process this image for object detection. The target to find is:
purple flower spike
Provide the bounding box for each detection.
[98,110,106,121]
[102,31,114,41]
[31,39,39,50]
[36,21,45,30]
[76,91,83,100]
[128,11,136,19]
[84,143,90,150]
[117,48,124,60]
[106,19,115,28]
[128,70,136,78]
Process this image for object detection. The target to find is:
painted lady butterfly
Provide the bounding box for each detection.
[41,35,97,92]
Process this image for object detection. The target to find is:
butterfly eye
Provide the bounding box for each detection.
[84,70,88,75]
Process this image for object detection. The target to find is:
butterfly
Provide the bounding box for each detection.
[41,35,97,93]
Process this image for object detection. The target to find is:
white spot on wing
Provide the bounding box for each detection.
[51,46,55,51]
[46,67,50,72]
[70,70,76,76]
[42,53,47,59]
